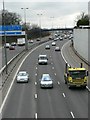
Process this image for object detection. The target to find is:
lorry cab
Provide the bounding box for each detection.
[64,63,88,89]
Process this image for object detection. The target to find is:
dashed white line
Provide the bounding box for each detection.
[62,93,66,98]
[57,81,60,85]
[70,111,75,118]
[35,73,37,76]
[34,94,38,99]
[35,82,37,85]
[36,67,37,70]
[54,73,56,76]
[34,113,38,119]
[52,67,54,69]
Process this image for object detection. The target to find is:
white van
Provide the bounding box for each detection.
[38,55,48,65]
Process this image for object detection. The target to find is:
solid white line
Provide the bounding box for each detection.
[70,111,75,118]
[62,93,66,98]
[0,41,51,114]
[86,86,90,92]
[35,94,38,99]
[61,41,70,63]
[35,113,38,119]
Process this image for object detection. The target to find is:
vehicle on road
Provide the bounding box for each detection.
[11,42,17,46]
[64,63,88,89]
[40,74,53,88]
[36,38,40,41]
[28,40,33,43]
[17,71,29,83]
[49,36,54,40]
[9,45,15,50]
[45,45,50,49]
[54,38,59,41]
[52,42,56,46]
[59,37,63,41]
[17,38,25,46]
[5,43,10,48]
[38,54,48,65]
[55,46,60,51]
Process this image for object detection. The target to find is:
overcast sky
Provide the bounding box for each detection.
[0,0,89,28]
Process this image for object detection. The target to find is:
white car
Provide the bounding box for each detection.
[17,71,29,83]
[40,74,53,88]
[45,45,50,49]
[5,43,10,48]
[55,46,60,51]
[38,55,48,65]
[52,42,56,46]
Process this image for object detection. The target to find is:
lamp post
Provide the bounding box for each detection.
[21,7,29,50]
[3,0,8,74]
[50,16,54,39]
[37,14,42,41]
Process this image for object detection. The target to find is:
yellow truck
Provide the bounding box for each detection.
[64,63,88,89]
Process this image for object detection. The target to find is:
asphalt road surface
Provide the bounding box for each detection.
[2,39,88,119]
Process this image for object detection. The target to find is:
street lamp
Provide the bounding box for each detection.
[37,14,42,41]
[3,0,8,74]
[21,7,29,50]
[50,16,54,39]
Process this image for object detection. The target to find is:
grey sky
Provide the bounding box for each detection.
[0,0,89,28]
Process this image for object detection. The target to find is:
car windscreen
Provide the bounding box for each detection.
[19,73,27,76]
[39,57,47,60]
[42,76,51,81]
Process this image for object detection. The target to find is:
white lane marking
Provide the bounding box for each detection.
[50,56,51,58]
[0,41,51,113]
[57,81,60,85]
[86,86,90,92]
[52,67,54,69]
[35,113,38,119]
[35,94,38,99]
[62,93,66,98]
[35,82,37,85]
[61,41,70,63]
[51,63,53,65]
[35,73,37,76]
[70,111,75,118]
[54,73,56,76]
[36,67,37,70]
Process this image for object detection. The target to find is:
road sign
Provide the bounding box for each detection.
[0,25,22,31]
[0,31,25,36]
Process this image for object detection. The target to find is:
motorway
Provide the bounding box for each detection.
[2,38,88,118]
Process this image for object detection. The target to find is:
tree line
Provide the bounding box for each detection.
[0,9,89,29]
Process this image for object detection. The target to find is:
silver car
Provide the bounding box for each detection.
[17,71,29,83]
[40,74,53,88]
[55,46,60,51]
[52,42,56,46]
